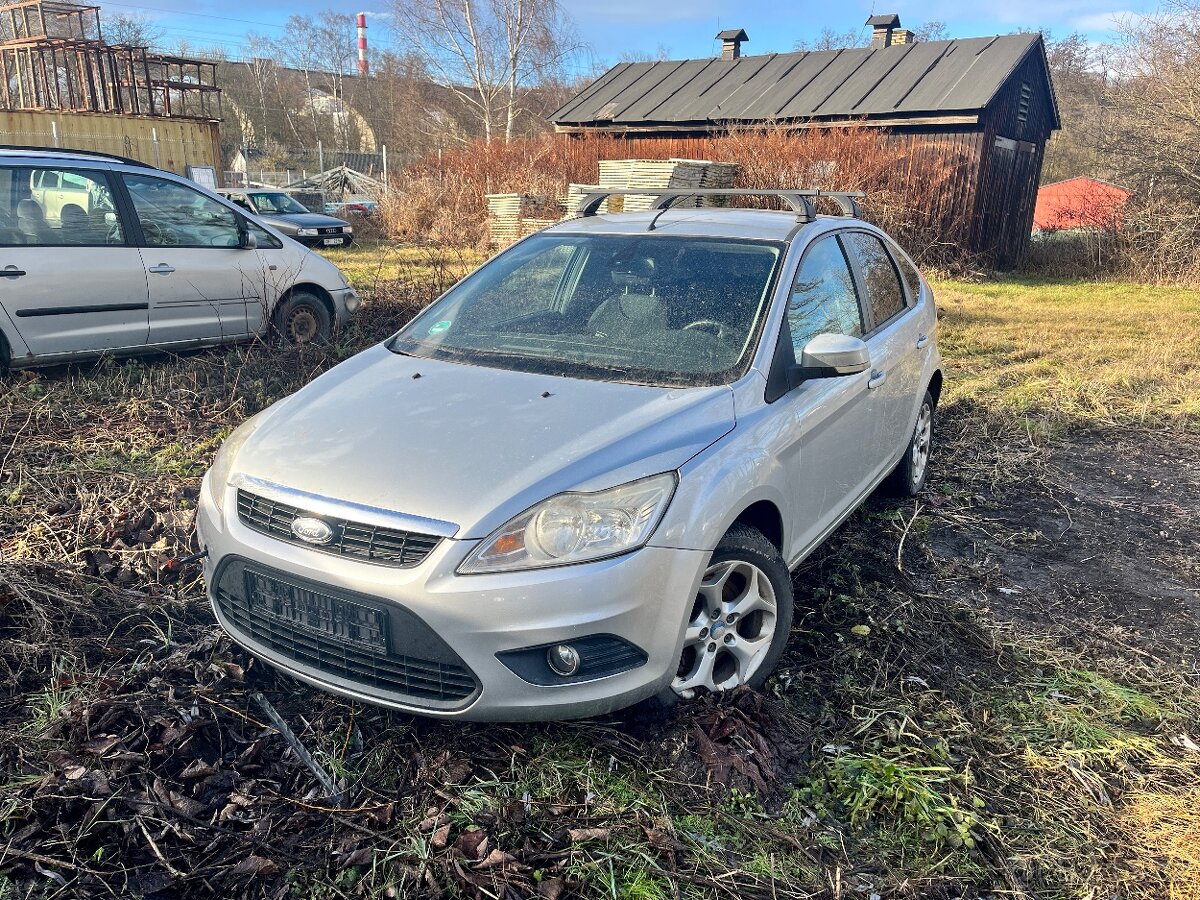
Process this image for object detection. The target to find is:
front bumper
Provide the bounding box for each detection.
[297,233,353,248]
[196,476,708,721]
[330,287,359,327]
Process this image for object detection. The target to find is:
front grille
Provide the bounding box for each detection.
[237,489,440,568]
[214,560,479,705]
[318,226,343,235]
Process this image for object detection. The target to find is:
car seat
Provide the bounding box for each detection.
[587,257,667,338]
[15,199,46,244]
[59,203,90,244]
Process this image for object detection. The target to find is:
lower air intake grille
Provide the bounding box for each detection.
[213,559,478,707]
[236,489,441,568]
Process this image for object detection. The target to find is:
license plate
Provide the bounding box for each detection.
[323,237,344,245]
[245,571,388,652]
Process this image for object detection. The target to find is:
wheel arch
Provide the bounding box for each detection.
[728,499,784,553]
[276,282,335,323]
[927,369,944,408]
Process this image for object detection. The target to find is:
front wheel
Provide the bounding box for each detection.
[882,390,935,497]
[646,525,794,713]
[271,290,332,346]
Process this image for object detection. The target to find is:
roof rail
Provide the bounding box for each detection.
[576,188,864,223]
[0,145,156,169]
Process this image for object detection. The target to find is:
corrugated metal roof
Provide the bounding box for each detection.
[553,33,1053,128]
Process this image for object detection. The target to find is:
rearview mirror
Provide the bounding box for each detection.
[790,333,870,385]
[239,229,258,250]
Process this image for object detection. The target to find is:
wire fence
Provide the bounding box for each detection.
[226,146,387,189]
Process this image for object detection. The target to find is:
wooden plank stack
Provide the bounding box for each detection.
[564,159,741,215]
[487,160,743,243]
[485,194,559,246]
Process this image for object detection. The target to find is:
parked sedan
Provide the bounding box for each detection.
[0,147,360,369]
[198,192,941,721]
[219,189,354,248]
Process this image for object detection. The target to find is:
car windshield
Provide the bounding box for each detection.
[389,233,784,388]
[249,192,308,215]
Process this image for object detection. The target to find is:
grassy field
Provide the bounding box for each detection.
[1,242,1198,899]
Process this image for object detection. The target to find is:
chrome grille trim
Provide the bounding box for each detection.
[236,489,442,568]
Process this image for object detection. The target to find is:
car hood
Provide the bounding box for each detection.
[233,345,736,539]
[259,212,348,229]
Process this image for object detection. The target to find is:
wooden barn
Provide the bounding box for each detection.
[552,15,1060,267]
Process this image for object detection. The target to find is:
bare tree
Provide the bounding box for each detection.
[1091,1,1200,276]
[391,0,580,142]
[102,10,164,47]
[794,27,868,51]
[914,21,949,42]
[1041,32,1110,183]
[794,20,951,51]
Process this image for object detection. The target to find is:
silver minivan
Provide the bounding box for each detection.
[0,147,359,369]
[197,190,942,721]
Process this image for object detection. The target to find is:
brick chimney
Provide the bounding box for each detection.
[716,28,749,60]
[867,13,901,48]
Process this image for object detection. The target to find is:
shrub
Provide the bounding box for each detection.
[388,128,976,267]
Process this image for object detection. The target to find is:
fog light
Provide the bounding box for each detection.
[344,290,361,313]
[546,644,580,677]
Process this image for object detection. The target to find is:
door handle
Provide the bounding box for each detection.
[916,333,930,349]
[148,264,175,275]
[867,369,887,390]
[1,266,26,278]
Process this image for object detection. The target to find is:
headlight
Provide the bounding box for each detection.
[343,290,361,313]
[296,227,318,236]
[205,411,266,514]
[458,472,677,574]
[344,225,354,234]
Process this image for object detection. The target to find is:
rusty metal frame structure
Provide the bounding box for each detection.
[0,0,221,120]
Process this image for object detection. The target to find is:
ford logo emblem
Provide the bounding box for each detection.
[291,516,334,545]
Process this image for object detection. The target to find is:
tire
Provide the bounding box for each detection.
[642,525,794,714]
[271,290,332,346]
[882,389,935,498]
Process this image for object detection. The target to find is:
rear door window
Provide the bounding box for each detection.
[0,167,123,247]
[843,231,907,327]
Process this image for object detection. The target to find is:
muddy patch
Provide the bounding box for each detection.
[928,426,1200,671]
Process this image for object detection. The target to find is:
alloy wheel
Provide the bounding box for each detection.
[671,559,778,699]
[910,401,933,488]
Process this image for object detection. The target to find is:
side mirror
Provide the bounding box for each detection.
[790,333,870,385]
[239,229,258,250]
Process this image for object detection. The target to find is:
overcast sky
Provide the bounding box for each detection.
[102,0,1151,69]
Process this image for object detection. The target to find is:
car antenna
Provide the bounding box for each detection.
[647,194,690,232]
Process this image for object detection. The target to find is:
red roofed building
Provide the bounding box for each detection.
[1034,177,1131,231]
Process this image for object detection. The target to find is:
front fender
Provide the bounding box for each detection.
[649,434,789,554]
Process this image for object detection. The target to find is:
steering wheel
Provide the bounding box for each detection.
[683,319,731,341]
[142,220,178,246]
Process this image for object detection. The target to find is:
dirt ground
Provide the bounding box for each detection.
[1,271,1198,898]
[927,423,1200,671]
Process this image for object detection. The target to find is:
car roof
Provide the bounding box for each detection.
[544,208,870,242]
[0,146,158,170]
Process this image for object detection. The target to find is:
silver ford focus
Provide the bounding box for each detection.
[196,191,942,721]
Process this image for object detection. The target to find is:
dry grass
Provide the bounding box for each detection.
[1,243,1198,898]
[934,275,1200,430]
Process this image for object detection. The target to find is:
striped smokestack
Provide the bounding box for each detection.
[357,13,368,75]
